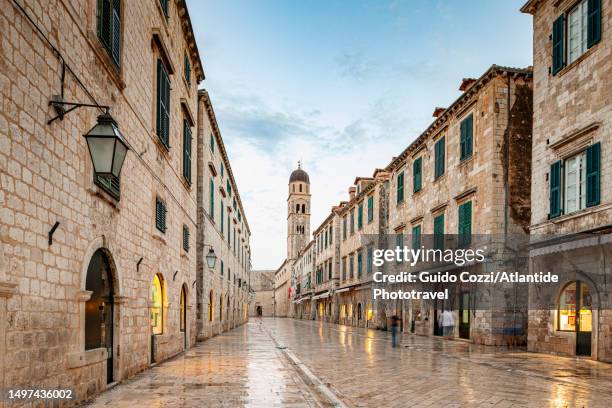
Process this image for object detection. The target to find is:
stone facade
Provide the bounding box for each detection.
[522,0,612,362]
[292,241,315,319]
[384,66,534,345]
[0,0,205,404]
[196,90,251,340]
[248,270,275,317]
[274,260,291,317]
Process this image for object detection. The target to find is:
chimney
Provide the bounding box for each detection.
[459,78,476,91]
[348,186,356,200]
[432,107,445,117]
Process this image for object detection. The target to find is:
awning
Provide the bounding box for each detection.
[312,291,330,300]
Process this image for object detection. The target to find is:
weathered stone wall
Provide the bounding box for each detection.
[195,91,251,340]
[0,0,203,403]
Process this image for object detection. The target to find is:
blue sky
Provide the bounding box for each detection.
[186,0,533,269]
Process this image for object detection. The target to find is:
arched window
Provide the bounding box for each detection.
[296,204,300,213]
[301,204,305,213]
[151,274,164,335]
[208,290,214,322]
[558,281,592,332]
[299,184,303,192]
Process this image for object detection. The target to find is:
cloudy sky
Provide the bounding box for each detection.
[187,0,533,270]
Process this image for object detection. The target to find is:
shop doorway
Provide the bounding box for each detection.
[459,291,470,339]
[559,281,592,356]
[85,249,114,384]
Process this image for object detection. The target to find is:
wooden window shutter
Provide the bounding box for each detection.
[586,142,601,207]
[434,214,444,250]
[183,225,190,252]
[156,60,170,148]
[156,198,167,233]
[459,201,472,246]
[435,137,445,178]
[413,158,422,192]
[587,0,601,48]
[552,15,565,75]
[549,161,562,218]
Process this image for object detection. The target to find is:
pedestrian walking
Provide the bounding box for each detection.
[390,315,400,347]
[440,309,454,339]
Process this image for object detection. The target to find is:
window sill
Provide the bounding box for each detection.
[554,42,601,78]
[152,231,167,245]
[434,173,446,183]
[412,189,423,198]
[86,30,125,90]
[550,203,609,224]
[458,154,475,168]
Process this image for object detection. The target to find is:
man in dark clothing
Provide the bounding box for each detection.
[390,315,400,347]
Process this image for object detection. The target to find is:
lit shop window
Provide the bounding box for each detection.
[347,303,353,319]
[151,274,164,335]
[318,302,323,318]
[340,304,346,319]
[366,303,373,321]
[558,281,592,332]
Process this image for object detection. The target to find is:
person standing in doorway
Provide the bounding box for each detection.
[390,315,400,347]
[441,309,455,339]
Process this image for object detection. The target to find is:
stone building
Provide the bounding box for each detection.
[310,210,342,322]
[385,65,533,345]
[196,90,251,339]
[336,172,390,329]
[274,259,291,317]
[292,241,315,319]
[273,165,312,317]
[0,0,204,403]
[521,0,611,361]
[248,270,274,317]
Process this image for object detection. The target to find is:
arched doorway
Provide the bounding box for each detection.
[85,249,114,384]
[257,305,263,316]
[180,285,187,349]
[150,273,165,363]
[208,290,214,322]
[558,281,593,356]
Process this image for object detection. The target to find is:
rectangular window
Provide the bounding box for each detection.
[227,214,231,243]
[183,224,190,252]
[210,133,215,152]
[434,214,444,250]
[460,114,473,161]
[413,158,422,193]
[367,246,373,274]
[357,251,363,278]
[434,136,445,179]
[555,142,601,216]
[209,179,214,220]
[458,201,472,247]
[412,225,421,250]
[349,255,354,278]
[97,0,121,67]
[367,195,374,222]
[159,0,169,17]
[184,51,191,85]
[350,210,355,235]
[357,203,363,230]
[182,120,192,184]
[221,260,224,276]
[342,216,347,240]
[329,226,333,245]
[220,162,224,179]
[155,197,167,233]
[397,171,405,203]
[156,59,171,148]
[342,257,347,280]
[220,201,224,236]
[564,151,587,214]
[568,0,588,64]
[227,180,232,196]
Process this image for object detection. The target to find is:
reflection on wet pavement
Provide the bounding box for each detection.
[263,318,612,408]
[81,318,612,408]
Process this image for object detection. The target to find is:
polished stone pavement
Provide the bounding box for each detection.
[81,318,612,407]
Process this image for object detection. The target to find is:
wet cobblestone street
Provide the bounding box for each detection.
[82,318,612,407]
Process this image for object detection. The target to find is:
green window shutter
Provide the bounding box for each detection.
[227,215,231,243]
[209,179,214,220]
[210,133,214,152]
[397,172,405,203]
[435,137,445,179]
[156,60,170,148]
[367,195,374,222]
[434,214,444,250]
[184,51,191,85]
[412,225,421,250]
[587,0,601,48]
[357,252,362,278]
[358,204,363,229]
[586,142,601,207]
[342,217,347,239]
[155,198,167,233]
[458,201,472,247]
[159,0,169,17]
[367,247,373,274]
[183,225,190,252]
[413,158,422,193]
[549,161,562,218]
[111,2,120,66]
[460,115,473,160]
[182,120,192,184]
[220,202,224,234]
[552,15,565,75]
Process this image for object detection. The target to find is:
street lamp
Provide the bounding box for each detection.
[205,247,217,269]
[84,112,129,179]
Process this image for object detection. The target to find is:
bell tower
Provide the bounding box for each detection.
[287,162,311,261]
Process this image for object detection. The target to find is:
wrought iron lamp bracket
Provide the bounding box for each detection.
[48,96,110,125]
